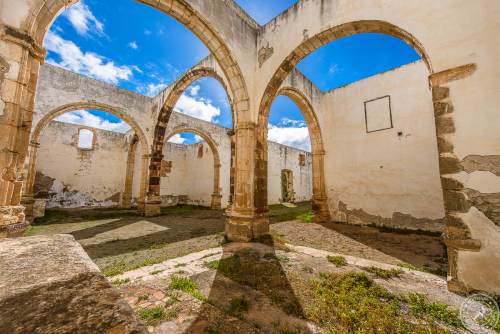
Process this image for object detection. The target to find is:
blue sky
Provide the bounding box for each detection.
[45,0,420,150]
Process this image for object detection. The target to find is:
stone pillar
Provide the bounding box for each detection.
[311,150,331,223]
[226,122,269,241]
[20,141,40,222]
[428,64,483,293]
[138,154,155,215]
[0,25,46,237]
[227,130,236,213]
[122,137,138,209]
[211,162,222,209]
[211,193,222,210]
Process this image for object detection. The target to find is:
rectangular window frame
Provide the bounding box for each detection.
[364,95,393,133]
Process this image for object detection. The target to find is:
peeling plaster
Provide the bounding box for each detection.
[258,43,274,67]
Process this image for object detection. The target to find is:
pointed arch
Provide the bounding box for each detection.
[148,66,232,200]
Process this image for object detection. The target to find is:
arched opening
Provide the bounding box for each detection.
[162,128,222,210]
[147,71,233,215]
[22,103,149,220]
[0,0,250,228]
[266,90,329,224]
[258,25,450,276]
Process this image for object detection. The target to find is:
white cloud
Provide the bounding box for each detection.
[268,125,311,152]
[328,64,339,75]
[189,85,200,96]
[44,31,133,84]
[194,135,203,143]
[278,118,306,128]
[55,110,131,133]
[64,1,105,36]
[144,29,152,35]
[174,94,220,123]
[78,129,94,148]
[167,134,186,144]
[140,82,168,97]
[128,41,138,50]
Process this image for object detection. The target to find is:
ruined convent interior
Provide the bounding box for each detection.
[1,1,499,333]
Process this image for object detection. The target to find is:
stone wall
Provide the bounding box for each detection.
[35,121,130,208]
[321,61,445,232]
[160,142,216,207]
[34,116,313,209]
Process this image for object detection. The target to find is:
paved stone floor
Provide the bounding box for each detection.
[112,243,470,333]
[25,205,496,333]
[26,203,446,276]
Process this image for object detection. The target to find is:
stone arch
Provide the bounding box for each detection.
[276,86,330,222]
[255,21,433,216]
[148,67,233,207]
[163,126,222,209]
[24,0,249,119]
[16,0,250,216]
[23,102,150,217]
[256,20,479,292]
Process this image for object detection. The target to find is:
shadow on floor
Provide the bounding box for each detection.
[182,236,312,333]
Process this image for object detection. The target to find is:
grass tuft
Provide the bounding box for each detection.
[405,293,463,328]
[305,272,456,333]
[365,266,404,279]
[138,294,149,302]
[397,262,446,276]
[327,255,347,267]
[169,275,204,300]
[111,278,130,285]
[226,297,250,319]
[137,306,171,326]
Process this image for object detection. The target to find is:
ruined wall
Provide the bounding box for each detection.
[160,142,215,207]
[35,121,130,208]
[268,143,312,204]
[35,114,311,210]
[321,61,445,232]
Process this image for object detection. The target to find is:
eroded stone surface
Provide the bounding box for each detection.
[0,234,147,334]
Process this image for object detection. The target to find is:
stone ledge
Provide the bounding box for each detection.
[0,234,147,334]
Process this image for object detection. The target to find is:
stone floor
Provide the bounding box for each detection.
[112,242,471,333]
[26,203,447,276]
[24,205,497,333]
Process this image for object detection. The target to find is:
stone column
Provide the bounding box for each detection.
[226,122,269,241]
[211,162,222,209]
[138,154,154,215]
[0,25,45,237]
[311,150,331,223]
[226,130,235,213]
[122,138,138,209]
[20,141,40,221]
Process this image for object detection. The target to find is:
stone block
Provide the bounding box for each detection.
[0,234,147,334]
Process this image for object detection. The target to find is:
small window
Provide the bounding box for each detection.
[78,129,94,149]
[299,153,306,166]
[364,95,393,133]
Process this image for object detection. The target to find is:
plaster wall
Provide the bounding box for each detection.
[320,61,445,231]
[35,121,129,208]
[160,142,215,207]
[34,114,312,209]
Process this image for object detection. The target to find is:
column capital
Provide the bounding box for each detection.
[1,25,46,62]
